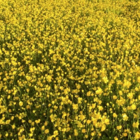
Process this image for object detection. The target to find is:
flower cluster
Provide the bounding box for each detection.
[0,0,140,139]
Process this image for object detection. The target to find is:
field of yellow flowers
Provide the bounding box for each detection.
[0,0,140,139]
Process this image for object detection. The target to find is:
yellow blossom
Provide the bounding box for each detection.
[131,104,136,110]
[74,129,78,136]
[19,101,23,107]
[45,129,49,134]
[133,122,139,128]
[96,88,103,95]
[117,125,122,130]
[122,113,128,121]
[137,77,140,83]
[101,124,106,132]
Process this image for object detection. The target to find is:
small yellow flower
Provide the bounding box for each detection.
[46,75,52,82]
[87,91,91,96]
[6,120,10,124]
[104,119,109,125]
[82,129,86,133]
[122,113,128,121]
[135,132,140,139]
[41,126,45,131]
[127,93,133,99]
[114,137,118,140]
[87,120,91,124]
[123,80,131,88]
[84,134,88,138]
[131,104,136,110]
[12,124,16,129]
[98,105,103,111]
[44,121,48,126]
[96,88,103,95]
[5,132,8,137]
[19,101,23,107]
[117,125,122,130]
[72,104,78,110]
[47,136,53,140]
[91,131,95,136]
[74,129,78,136]
[45,129,49,134]
[133,121,139,128]
[122,132,127,137]
[113,95,117,100]
[35,119,40,124]
[53,130,58,136]
[130,39,133,45]
[103,76,109,83]
[0,82,3,91]
[137,77,140,83]
[7,95,11,99]
[101,124,106,132]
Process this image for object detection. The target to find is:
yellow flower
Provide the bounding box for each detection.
[19,101,23,107]
[35,119,40,124]
[122,113,128,121]
[117,125,122,130]
[47,136,53,140]
[119,91,123,96]
[130,39,133,45]
[80,114,86,121]
[96,88,103,95]
[74,129,78,136]
[12,124,16,129]
[103,76,109,83]
[5,132,8,137]
[76,84,81,89]
[133,121,139,128]
[131,104,136,110]
[123,80,131,88]
[41,126,45,131]
[127,93,133,99]
[98,106,103,111]
[114,137,118,140]
[87,91,91,96]
[45,129,49,134]
[6,119,10,124]
[44,121,48,126]
[0,82,3,91]
[122,133,127,137]
[137,77,140,83]
[87,120,91,124]
[46,75,52,83]
[113,95,117,100]
[101,124,106,132]
[82,129,86,133]
[91,131,95,136]
[55,137,59,140]
[84,134,88,139]
[104,119,109,125]
[72,104,78,110]
[135,132,140,139]
[53,130,58,136]
[78,97,82,104]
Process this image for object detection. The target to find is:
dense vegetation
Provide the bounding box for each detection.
[0,0,140,139]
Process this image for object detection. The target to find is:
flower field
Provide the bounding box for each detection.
[0,0,140,139]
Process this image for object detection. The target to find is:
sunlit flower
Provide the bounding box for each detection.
[45,129,49,134]
[19,101,23,107]
[74,129,78,136]
[122,113,128,121]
